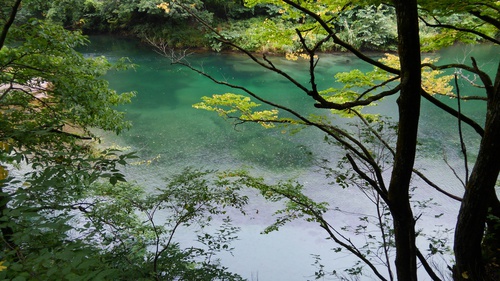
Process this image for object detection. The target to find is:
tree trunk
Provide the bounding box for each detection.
[0,0,22,50]
[454,64,500,281]
[0,187,15,250]
[387,1,421,280]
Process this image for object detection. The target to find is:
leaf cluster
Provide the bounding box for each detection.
[1,166,248,280]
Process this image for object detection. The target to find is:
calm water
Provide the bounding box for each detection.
[83,36,498,280]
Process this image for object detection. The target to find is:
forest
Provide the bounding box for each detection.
[12,0,496,53]
[1,0,499,280]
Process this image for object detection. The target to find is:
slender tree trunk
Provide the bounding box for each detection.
[0,0,22,50]
[387,1,421,280]
[0,188,15,250]
[454,65,500,280]
[0,0,21,251]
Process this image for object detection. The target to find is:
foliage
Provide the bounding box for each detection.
[335,5,398,51]
[15,0,495,52]
[1,2,250,279]
[0,167,247,280]
[1,20,134,137]
[418,0,500,51]
[78,168,247,281]
[193,93,281,128]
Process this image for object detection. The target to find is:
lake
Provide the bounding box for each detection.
[82,36,498,280]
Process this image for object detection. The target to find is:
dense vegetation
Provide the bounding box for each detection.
[16,0,497,53]
[1,0,248,280]
[1,0,499,280]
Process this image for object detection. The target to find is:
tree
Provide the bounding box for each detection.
[155,0,499,279]
[1,0,131,272]
[1,1,248,279]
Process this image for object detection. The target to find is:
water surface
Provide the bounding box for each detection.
[83,36,499,280]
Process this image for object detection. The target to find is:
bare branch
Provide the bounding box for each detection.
[375,195,394,281]
[282,0,400,75]
[421,89,484,137]
[357,76,401,101]
[468,10,500,30]
[443,151,467,189]
[0,0,22,50]
[416,248,443,281]
[411,169,462,202]
[346,154,388,199]
[314,85,401,109]
[419,16,500,45]
[270,185,390,281]
[352,109,462,201]
[454,74,470,186]
[421,62,483,76]
[471,57,495,98]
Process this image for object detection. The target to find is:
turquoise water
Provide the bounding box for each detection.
[85,37,497,177]
[82,37,498,280]
[85,36,373,175]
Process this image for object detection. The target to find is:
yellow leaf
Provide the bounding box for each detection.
[0,141,8,151]
[0,261,7,271]
[0,166,8,181]
[461,271,469,279]
[157,2,170,13]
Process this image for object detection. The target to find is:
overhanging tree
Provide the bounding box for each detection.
[155,0,500,280]
[1,0,132,273]
[1,1,251,279]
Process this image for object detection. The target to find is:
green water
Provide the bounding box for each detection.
[80,36,500,194]
[82,36,499,280]
[84,36,368,175]
[84,37,497,179]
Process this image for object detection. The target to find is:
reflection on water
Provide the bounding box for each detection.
[83,36,498,280]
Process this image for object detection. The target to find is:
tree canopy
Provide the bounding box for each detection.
[1,1,248,279]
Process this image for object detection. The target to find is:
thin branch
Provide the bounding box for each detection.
[442,94,486,101]
[419,16,500,45]
[172,2,313,96]
[416,248,442,281]
[148,204,162,280]
[281,0,399,75]
[295,28,333,97]
[0,0,22,50]
[468,10,500,30]
[352,109,462,201]
[0,83,13,101]
[471,57,495,98]
[346,154,388,200]
[411,169,462,201]
[421,62,485,77]
[454,74,469,186]
[443,150,467,188]
[314,85,401,109]
[472,2,500,13]
[421,89,484,137]
[351,109,395,158]
[356,76,401,101]
[375,195,394,281]
[273,186,389,281]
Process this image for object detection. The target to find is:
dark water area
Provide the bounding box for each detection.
[81,36,499,280]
